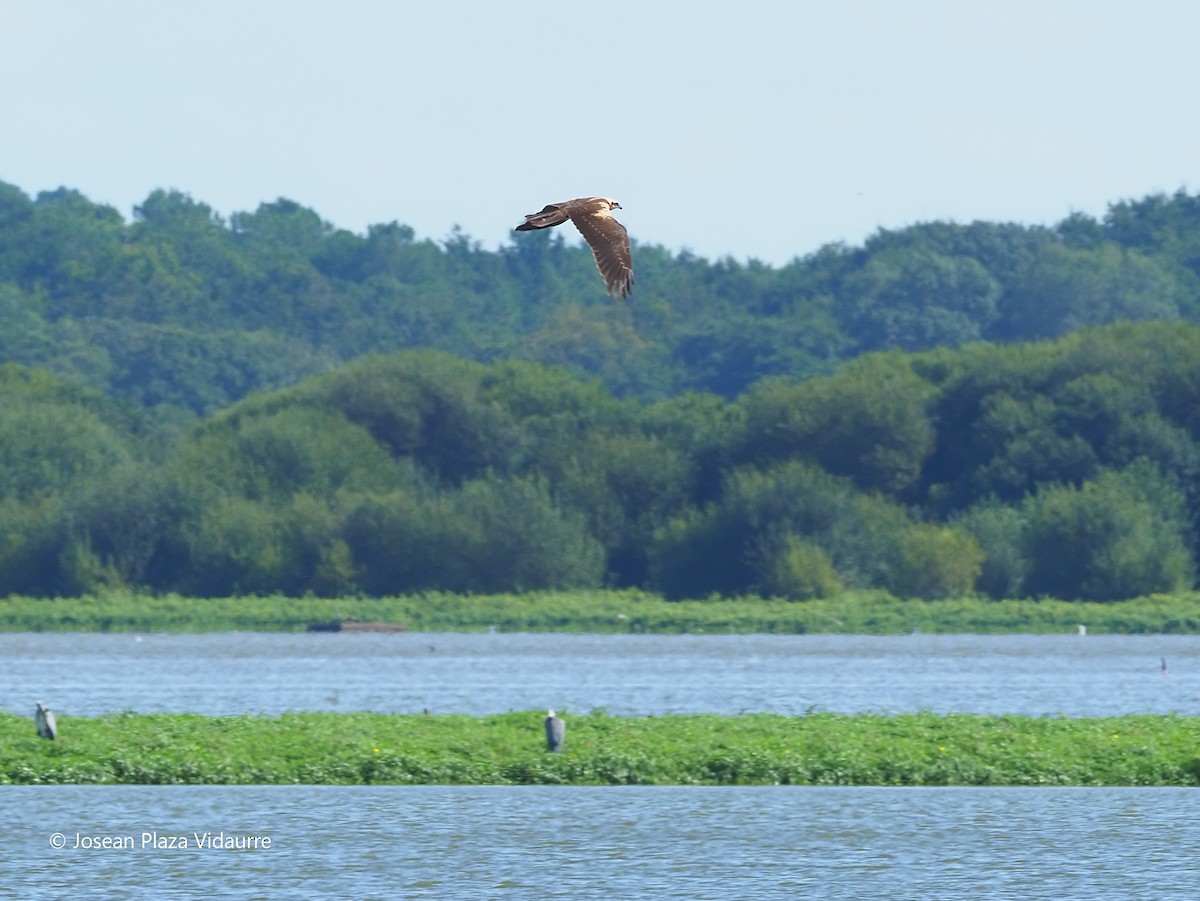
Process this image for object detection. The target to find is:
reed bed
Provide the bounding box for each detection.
[4,711,1199,786]
[3,589,1200,634]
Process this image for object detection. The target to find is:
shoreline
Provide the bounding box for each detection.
[2,589,1200,635]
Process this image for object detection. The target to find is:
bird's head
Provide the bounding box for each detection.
[547,709,555,717]
[605,199,622,211]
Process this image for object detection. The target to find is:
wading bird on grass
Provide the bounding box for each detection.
[545,709,566,752]
[35,701,57,740]
[515,197,634,299]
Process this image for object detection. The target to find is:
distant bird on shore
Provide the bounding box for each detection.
[35,701,57,740]
[545,710,566,753]
[515,197,634,299]
[1077,624,1087,636]
[1161,657,1168,674]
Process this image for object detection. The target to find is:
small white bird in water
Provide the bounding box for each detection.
[35,701,57,740]
[1077,624,1087,636]
[545,710,566,753]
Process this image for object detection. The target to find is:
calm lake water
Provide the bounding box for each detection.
[2,632,1196,718]
[3,785,1197,899]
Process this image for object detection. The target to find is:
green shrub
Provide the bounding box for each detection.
[1022,461,1195,600]
[757,535,844,600]
[954,501,1028,598]
[344,477,605,594]
[887,523,984,599]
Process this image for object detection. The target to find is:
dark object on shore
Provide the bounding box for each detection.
[35,701,57,740]
[306,621,407,633]
[545,709,566,752]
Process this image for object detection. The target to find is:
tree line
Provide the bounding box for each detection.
[1,181,1200,418]
[1,321,1196,601]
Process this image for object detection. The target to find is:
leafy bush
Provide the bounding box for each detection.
[343,476,605,595]
[1022,462,1196,600]
[888,523,984,599]
[953,501,1029,598]
[736,354,937,493]
[756,535,844,600]
[650,461,921,599]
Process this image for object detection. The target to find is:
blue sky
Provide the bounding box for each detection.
[5,1,1199,264]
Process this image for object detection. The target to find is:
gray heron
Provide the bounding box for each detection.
[545,709,565,752]
[35,701,57,740]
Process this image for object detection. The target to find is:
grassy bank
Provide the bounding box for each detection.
[4,711,1200,786]
[3,589,1200,634]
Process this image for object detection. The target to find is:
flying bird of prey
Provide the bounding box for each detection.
[515,197,634,299]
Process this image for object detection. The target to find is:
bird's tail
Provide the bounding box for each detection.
[515,205,569,231]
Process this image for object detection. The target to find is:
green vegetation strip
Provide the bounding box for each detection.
[4,712,1200,786]
[4,589,1200,634]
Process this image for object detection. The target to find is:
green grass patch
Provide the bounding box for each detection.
[3,588,1200,634]
[4,711,1200,786]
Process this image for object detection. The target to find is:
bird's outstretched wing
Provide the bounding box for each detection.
[567,204,634,299]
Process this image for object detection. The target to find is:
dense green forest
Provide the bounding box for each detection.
[2,180,1200,602]
[4,181,1200,412]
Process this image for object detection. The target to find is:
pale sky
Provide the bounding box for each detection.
[5,1,1199,265]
